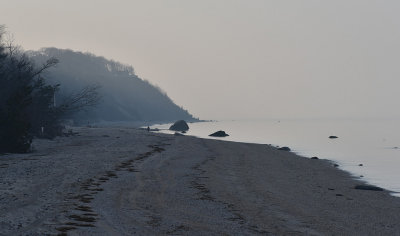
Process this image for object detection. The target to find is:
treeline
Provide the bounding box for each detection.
[0,27,99,153]
[29,48,196,123]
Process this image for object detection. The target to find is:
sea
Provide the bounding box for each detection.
[149,118,400,197]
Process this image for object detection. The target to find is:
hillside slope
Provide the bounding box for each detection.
[29,48,196,123]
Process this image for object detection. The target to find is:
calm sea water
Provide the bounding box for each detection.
[150,119,400,196]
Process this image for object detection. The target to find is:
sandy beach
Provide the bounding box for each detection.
[1,126,400,235]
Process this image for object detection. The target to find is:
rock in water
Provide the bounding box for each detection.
[354,185,384,191]
[169,120,189,131]
[209,131,229,137]
[329,136,338,139]
[311,156,319,160]
[278,146,291,151]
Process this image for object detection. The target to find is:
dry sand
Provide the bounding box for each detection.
[0,126,400,235]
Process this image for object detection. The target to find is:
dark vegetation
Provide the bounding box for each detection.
[0,26,196,153]
[0,26,100,153]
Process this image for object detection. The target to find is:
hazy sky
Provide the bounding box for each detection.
[2,0,400,120]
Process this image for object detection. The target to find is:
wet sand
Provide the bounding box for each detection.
[0,127,399,235]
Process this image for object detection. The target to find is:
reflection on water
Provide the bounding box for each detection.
[151,119,400,196]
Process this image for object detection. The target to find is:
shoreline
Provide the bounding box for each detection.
[1,126,399,235]
[150,120,400,197]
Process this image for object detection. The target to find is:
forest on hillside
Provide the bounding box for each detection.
[29,48,196,123]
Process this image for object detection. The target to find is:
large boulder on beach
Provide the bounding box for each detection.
[209,131,229,137]
[329,136,338,139]
[169,120,189,131]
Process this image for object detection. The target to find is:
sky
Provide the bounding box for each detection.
[2,0,400,120]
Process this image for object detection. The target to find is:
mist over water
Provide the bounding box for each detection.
[152,119,400,196]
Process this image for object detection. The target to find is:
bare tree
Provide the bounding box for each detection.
[58,84,102,113]
[0,25,102,152]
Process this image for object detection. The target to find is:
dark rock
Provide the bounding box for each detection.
[329,136,338,139]
[358,164,363,166]
[311,157,319,160]
[333,164,339,167]
[169,120,189,131]
[354,185,384,191]
[336,193,343,196]
[278,146,291,151]
[209,131,229,137]
[140,127,159,131]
